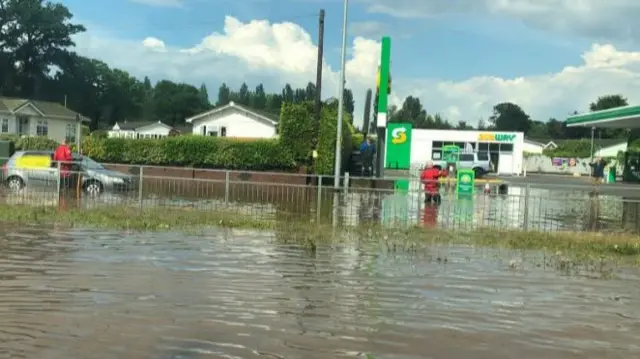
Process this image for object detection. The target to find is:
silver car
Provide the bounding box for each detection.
[2,151,137,195]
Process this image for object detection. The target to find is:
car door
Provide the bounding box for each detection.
[16,152,53,188]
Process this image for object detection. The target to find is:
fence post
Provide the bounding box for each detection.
[523,184,530,231]
[138,166,144,209]
[343,172,350,195]
[224,170,230,204]
[317,176,323,223]
[56,161,61,199]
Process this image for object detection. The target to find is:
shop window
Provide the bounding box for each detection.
[489,143,500,152]
[478,142,489,151]
[432,141,443,149]
[432,150,441,160]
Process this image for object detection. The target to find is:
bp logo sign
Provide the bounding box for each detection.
[460,173,472,184]
[391,127,407,144]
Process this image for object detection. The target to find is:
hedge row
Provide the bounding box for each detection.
[543,139,599,158]
[316,103,354,175]
[82,136,297,170]
[278,101,317,163]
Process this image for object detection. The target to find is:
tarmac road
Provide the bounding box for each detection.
[497,174,640,198]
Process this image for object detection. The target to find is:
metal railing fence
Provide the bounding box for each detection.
[1,159,640,234]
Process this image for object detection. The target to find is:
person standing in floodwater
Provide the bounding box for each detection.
[53,138,74,193]
[589,156,607,186]
[360,136,376,176]
[420,161,447,205]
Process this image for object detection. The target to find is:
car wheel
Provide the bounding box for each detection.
[473,167,484,178]
[6,176,24,192]
[83,180,103,196]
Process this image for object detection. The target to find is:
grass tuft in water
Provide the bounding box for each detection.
[1,204,640,261]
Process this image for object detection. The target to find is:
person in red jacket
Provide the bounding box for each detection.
[420,161,447,205]
[53,139,74,191]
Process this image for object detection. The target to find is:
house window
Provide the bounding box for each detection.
[17,116,28,135]
[65,123,77,142]
[1,119,8,133]
[36,120,48,136]
[220,126,227,137]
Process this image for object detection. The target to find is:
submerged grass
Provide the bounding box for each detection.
[1,204,640,259]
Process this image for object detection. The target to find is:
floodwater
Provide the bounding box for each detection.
[0,226,638,358]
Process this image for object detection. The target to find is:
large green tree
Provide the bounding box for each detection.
[489,102,531,133]
[1,0,85,97]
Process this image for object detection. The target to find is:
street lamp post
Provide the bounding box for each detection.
[333,0,348,189]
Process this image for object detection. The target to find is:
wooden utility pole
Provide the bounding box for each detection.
[362,89,372,138]
[315,9,325,125]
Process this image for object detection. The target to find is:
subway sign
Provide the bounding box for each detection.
[478,133,516,142]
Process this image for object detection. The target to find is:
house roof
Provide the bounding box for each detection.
[185,101,279,125]
[0,97,87,121]
[527,137,626,149]
[114,120,175,131]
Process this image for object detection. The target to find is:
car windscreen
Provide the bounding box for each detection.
[81,157,104,170]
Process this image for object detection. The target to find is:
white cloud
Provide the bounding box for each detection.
[362,0,640,42]
[142,37,167,51]
[73,15,640,128]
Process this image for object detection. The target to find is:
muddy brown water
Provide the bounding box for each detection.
[0,226,638,358]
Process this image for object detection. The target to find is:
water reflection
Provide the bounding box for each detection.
[0,227,638,358]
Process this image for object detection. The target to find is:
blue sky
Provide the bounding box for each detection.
[60,0,640,126]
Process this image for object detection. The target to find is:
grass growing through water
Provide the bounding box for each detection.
[1,204,639,259]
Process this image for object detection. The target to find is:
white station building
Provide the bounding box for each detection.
[409,129,525,175]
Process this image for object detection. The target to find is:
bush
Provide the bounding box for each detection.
[82,136,297,171]
[543,139,598,158]
[315,103,353,175]
[0,134,58,151]
[278,101,317,164]
[352,133,364,151]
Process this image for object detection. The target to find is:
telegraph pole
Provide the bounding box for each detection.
[315,9,325,125]
[362,89,372,138]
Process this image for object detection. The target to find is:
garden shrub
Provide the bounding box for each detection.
[278,101,317,164]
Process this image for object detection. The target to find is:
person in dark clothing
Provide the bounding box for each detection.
[360,137,376,176]
[589,157,607,185]
[420,161,447,205]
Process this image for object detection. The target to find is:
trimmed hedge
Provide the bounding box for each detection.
[316,103,353,175]
[82,136,297,170]
[0,134,58,151]
[543,139,599,158]
[279,101,317,163]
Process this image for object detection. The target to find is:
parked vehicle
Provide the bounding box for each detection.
[2,151,136,195]
[433,152,492,178]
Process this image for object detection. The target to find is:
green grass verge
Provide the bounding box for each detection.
[1,204,639,259]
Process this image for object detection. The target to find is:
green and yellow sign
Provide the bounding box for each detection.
[456,169,475,198]
[478,133,516,142]
[385,123,412,169]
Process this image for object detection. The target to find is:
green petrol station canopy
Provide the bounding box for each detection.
[566,105,640,128]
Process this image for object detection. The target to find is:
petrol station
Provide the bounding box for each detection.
[566,105,640,182]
